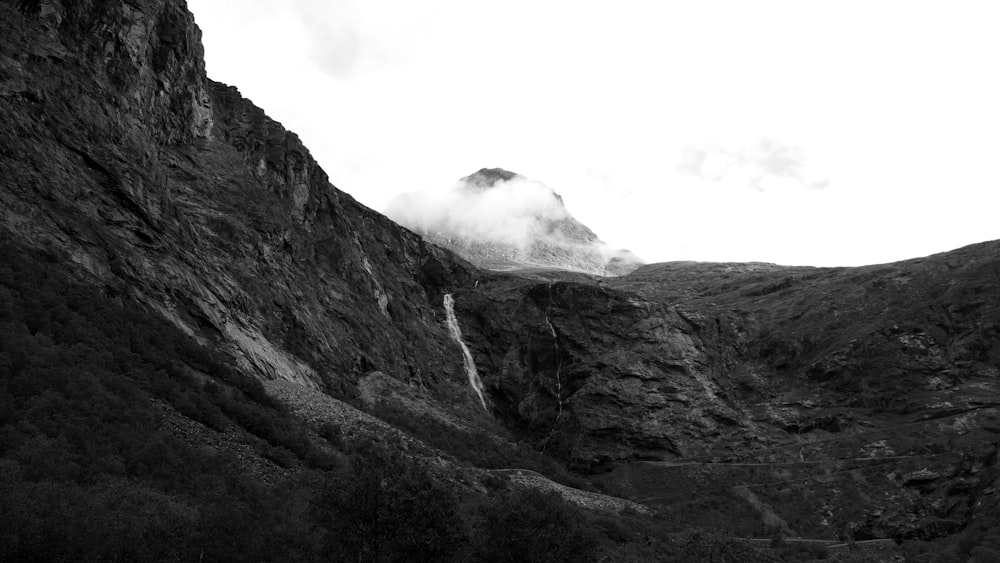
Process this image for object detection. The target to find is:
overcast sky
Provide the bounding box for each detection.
[187,0,999,267]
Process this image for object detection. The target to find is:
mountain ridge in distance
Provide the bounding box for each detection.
[386,167,644,276]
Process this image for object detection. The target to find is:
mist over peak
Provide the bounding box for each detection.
[384,169,642,275]
[461,167,522,188]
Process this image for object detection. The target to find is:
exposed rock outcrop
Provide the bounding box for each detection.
[455,244,1000,538]
[453,276,746,471]
[0,0,477,403]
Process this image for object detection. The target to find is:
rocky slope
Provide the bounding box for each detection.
[0,0,479,405]
[455,243,1000,541]
[387,167,643,276]
[3,0,1000,555]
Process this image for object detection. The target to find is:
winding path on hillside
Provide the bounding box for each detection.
[663,403,998,464]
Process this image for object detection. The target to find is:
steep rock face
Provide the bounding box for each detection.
[388,168,643,276]
[607,250,1000,539]
[611,244,1000,412]
[469,243,1000,465]
[454,274,761,471]
[453,243,1000,538]
[0,0,477,400]
[0,0,213,144]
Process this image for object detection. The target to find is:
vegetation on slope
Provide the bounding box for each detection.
[1,234,782,561]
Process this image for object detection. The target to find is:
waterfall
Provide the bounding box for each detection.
[443,294,487,410]
[541,314,564,453]
[545,315,563,419]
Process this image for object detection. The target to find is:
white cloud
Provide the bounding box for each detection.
[385,174,570,248]
[188,0,1000,267]
[679,138,829,191]
[295,1,363,76]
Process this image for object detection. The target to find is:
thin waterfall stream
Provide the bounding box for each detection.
[541,313,564,452]
[545,315,563,419]
[443,293,487,410]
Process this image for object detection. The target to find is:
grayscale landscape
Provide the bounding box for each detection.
[2,1,998,561]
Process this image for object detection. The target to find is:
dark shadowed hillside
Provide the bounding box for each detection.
[2,1,1000,561]
[454,242,1000,550]
[0,0,486,404]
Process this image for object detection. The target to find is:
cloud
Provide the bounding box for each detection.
[280,0,364,76]
[277,0,437,77]
[679,138,830,191]
[678,145,740,182]
[384,173,570,249]
[384,170,644,274]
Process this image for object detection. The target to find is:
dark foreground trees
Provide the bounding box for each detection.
[466,488,600,563]
[0,236,608,562]
[0,235,781,562]
[314,447,467,562]
[311,448,608,563]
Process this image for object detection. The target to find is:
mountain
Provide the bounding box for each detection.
[457,244,1000,542]
[0,2,652,560]
[0,0,476,397]
[386,167,644,276]
[2,1,1000,561]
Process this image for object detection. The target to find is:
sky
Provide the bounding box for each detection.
[187,0,1000,267]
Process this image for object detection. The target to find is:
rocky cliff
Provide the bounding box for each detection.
[456,245,1000,540]
[1,0,479,405]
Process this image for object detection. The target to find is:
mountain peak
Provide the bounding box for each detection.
[459,167,568,208]
[385,169,643,276]
[460,167,522,188]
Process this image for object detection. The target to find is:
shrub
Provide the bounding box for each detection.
[676,529,777,563]
[465,488,600,563]
[313,445,467,562]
